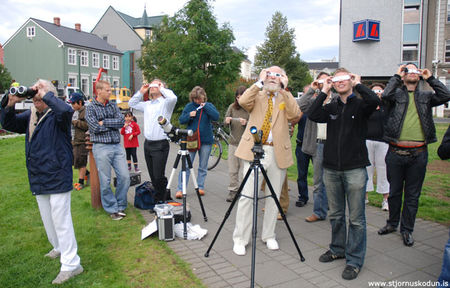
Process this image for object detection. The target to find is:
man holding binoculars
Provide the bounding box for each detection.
[0,79,83,284]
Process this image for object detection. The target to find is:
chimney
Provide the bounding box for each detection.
[75,23,81,32]
[53,17,60,26]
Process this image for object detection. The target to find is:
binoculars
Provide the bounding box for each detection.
[9,86,38,99]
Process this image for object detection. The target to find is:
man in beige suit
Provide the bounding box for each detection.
[232,66,301,256]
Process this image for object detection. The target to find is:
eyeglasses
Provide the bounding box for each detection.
[331,75,351,83]
[267,71,282,77]
[372,89,384,93]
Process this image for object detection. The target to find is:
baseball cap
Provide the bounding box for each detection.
[68,92,83,103]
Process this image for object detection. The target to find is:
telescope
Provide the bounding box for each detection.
[158,116,193,142]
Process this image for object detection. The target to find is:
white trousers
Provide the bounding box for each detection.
[366,140,390,194]
[36,191,81,271]
[233,146,286,245]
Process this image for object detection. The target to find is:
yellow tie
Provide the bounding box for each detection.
[261,93,274,143]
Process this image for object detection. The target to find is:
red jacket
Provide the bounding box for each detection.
[120,121,141,148]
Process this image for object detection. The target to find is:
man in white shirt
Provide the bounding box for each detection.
[129,79,177,202]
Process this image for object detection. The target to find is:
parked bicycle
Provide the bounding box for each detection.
[208,121,231,170]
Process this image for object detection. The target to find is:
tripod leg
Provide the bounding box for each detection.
[182,154,188,239]
[250,165,260,288]
[186,154,208,222]
[260,166,305,261]
[166,152,182,200]
[205,165,254,257]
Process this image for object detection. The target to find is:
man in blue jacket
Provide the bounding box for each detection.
[0,79,83,284]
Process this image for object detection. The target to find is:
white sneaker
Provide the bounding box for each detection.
[44,249,61,259]
[382,200,389,211]
[265,238,279,250]
[52,265,83,284]
[233,243,246,256]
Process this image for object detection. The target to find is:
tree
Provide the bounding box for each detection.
[0,64,13,93]
[138,0,244,117]
[254,12,312,93]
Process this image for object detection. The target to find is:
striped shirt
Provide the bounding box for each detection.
[85,98,124,144]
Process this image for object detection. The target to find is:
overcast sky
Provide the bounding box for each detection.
[0,0,340,63]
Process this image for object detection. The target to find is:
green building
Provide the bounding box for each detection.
[3,17,122,98]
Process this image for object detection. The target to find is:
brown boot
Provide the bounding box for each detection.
[305,214,324,222]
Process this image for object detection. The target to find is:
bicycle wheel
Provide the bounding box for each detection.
[208,139,222,170]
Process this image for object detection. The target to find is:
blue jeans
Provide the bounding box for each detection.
[92,143,130,214]
[295,143,311,203]
[312,143,328,219]
[324,167,367,269]
[177,144,212,191]
[385,147,427,233]
[438,230,450,288]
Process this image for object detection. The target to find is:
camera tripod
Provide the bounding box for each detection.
[166,138,208,239]
[204,138,304,288]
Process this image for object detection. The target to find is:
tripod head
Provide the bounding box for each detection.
[250,126,264,160]
[158,116,193,143]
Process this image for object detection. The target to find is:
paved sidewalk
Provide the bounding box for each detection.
[130,113,447,288]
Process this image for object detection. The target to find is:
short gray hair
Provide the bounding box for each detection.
[34,79,57,95]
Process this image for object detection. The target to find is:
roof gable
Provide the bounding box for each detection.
[30,18,122,54]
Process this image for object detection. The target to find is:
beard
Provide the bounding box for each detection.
[264,82,281,93]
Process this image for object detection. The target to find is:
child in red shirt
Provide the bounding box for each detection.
[121,112,141,172]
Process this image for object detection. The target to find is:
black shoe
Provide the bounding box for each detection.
[295,200,306,207]
[342,265,360,280]
[319,250,345,263]
[378,224,396,235]
[402,232,414,246]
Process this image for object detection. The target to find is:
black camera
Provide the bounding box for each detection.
[158,116,193,142]
[9,86,38,99]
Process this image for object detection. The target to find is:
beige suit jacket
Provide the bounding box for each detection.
[234,84,300,169]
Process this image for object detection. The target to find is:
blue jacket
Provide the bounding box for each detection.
[0,92,74,195]
[179,102,219,145]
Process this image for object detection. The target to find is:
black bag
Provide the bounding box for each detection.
[134,181,156,210]
[114,172,141,187]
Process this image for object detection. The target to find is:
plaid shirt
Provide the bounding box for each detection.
[85,98,124,144]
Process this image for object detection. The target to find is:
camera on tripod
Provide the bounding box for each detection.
[158,116,193,142]
[9,86,38,99]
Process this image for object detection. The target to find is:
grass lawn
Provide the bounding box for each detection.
[0,136,204,288]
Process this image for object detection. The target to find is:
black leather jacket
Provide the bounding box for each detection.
[382,75,450,144]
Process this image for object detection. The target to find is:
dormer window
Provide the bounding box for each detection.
[27,26,35,38]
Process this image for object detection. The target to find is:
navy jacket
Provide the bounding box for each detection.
[0,92,74,195]
[179,102,219,145]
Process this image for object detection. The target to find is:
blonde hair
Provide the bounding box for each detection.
[95,80,110,91]
[334,67,351,75]
[189,86,207,102]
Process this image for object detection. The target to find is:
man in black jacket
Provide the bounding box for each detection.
[378,63,450,247]
[309,68,380,280]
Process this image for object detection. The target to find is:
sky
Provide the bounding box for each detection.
[0,0,340,63]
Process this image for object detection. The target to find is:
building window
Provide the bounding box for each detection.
[403,24,420,43]
[145,29,151,39]
[103,55,110,69]
[404,6,420,24]
[446,40,450,63]
[92,53,99,68]
[402,44,419,62]
[68,76,77,87]
[113,79,120,89]
[26,26,35,38]
[80,50,88,67]
[448,3,450,22]
[81,77,89,95]
[68,48,76,65]
[112,56,119,70]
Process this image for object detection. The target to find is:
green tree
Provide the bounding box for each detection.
[138,0,244,118]
[0,64,13,93]
[254,12,312,94]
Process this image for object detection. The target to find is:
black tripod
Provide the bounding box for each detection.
[166,138,208,239]
[205,132,304,288]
